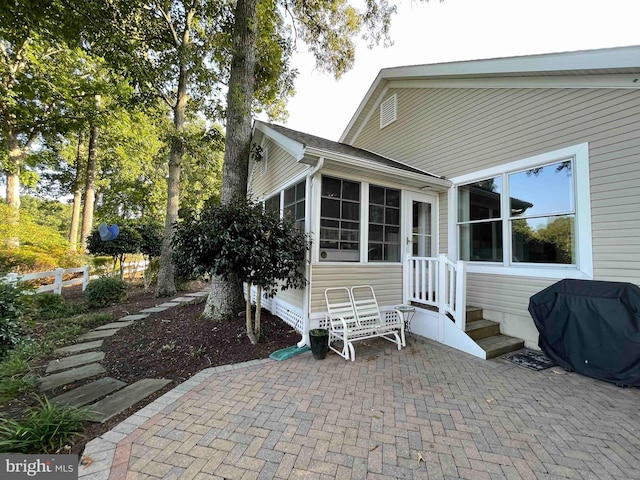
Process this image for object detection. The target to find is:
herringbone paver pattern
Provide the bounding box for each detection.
[79,338,640,480]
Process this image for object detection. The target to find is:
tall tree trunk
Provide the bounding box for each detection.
[69,130,85,251]
[4,129,22,248]
[80,96,101,252]
[6,130,22,211]
[155,57,189,297]
[204,0,258,320]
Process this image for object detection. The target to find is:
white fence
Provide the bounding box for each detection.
[5,266,90,294]
[3,260,149,295]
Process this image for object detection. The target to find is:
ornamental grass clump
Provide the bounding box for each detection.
[0,395,88,453]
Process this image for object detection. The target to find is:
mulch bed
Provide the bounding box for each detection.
[2,281,301,455]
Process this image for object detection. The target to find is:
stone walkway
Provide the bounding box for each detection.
[39,291,209,423]
[78,336,640,480]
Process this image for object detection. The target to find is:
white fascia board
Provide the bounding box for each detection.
[304,146,452,190]
[388,75,640,90]
[379,45,640,79]
[339,71,386,143]
[254,121,305,161]
[339,45,640,143]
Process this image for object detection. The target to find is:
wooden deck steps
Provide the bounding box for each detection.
[465,306,524,359]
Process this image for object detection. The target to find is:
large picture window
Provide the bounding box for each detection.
[458,161,575,264]
[368,185,400,262]
[320,176,360,262]
[453,144,591,278]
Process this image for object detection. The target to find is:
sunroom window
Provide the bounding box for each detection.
[264,195,280,215]
[456,148,585,273]
[368,185,400,262]
[320,176,360,262]
[284,180,305,230]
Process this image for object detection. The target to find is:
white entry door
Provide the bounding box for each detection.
[404,192,437,258]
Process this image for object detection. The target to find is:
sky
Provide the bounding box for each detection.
[273,0,640,141]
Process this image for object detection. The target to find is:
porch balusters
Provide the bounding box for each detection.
[405,254,467,331]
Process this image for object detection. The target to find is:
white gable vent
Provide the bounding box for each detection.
[380,94,397,129]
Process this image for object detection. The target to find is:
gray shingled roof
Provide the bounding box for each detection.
[260,122,441,178]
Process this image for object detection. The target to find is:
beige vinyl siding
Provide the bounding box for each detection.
[272,286,304,309]
[466,273,554,348]
[249,140,308,198]
[354,87,640,178]
[352,85,640,323]
[310,264,403,313]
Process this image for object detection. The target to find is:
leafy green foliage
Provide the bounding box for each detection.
[0,282,33,358]
[86,224,142,278]
[133,221,164,260]
[174,198,308,341]
[84,277,127,308]
[0,204,85,274]
[173,199,309,297]
[0,395,88,453]
[31,293,86,321]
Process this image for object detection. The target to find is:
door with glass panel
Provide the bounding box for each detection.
[405,192,437,258]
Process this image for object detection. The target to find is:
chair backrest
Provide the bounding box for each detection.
[324,287,357,327]
[350,285,382,328]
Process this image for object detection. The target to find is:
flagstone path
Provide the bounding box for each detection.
[38,291,209,423]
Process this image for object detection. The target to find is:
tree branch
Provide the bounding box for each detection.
[152,0,181,47]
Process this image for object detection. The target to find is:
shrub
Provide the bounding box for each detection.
[31,293,85,320]
[85,277,128,308]
[0,395,88,453]
[86,224,142,279]
[0,282,32,358]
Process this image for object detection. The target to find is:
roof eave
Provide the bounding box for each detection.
[304,146,452,191]
[254,120,306,161]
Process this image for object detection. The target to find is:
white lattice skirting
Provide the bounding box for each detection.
[245,285,305,334]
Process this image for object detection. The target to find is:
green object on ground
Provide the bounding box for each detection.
[269,345,310,361]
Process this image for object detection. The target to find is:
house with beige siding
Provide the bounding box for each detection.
[248,45,640,359]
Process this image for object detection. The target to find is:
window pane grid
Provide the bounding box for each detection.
[284,180,305,230]
[320,176,360,261]
[368,185,401,262]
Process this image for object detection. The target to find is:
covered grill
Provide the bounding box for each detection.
[528,279,640,387]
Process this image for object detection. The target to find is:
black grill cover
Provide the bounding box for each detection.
[528,279,640,387]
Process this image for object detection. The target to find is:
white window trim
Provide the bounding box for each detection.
[380,94,397,129]
[448,143,593,280]
[314,175,410,266]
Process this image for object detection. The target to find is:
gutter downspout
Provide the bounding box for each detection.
[297,157,324,348]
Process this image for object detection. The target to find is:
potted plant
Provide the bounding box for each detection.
[309,328,329,359]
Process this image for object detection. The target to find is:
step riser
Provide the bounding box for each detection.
[485,341,525,359]
[466,308,483,322]
[467,324,501,341]
[465,305,525,358]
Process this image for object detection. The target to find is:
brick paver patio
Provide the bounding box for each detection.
[79,337,640,480]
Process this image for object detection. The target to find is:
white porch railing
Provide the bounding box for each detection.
[405,254,467,331]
